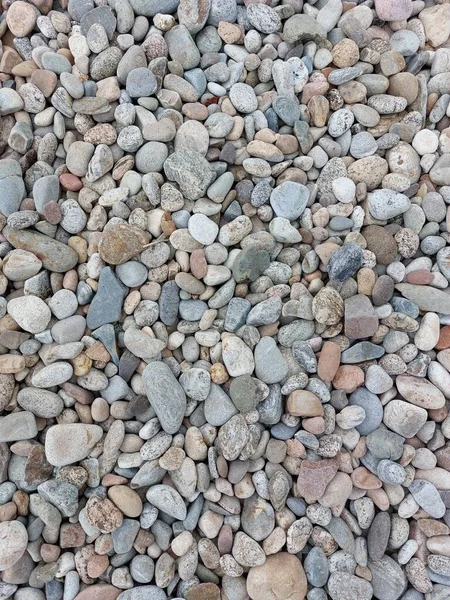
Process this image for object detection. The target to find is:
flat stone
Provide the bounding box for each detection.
[142,362,187,434]
[254,337,288,384]
[345,294,379,339]
[87,267,128,330]
[396,284,450,314]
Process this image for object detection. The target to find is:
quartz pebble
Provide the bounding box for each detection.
[0,1,449,599]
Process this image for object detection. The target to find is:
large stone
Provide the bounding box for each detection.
[396,284,450,314]
[247,553,307,600]
[98,223,148,265]
[4,227,78,272]
[7,295,51,334]
[146,484,187,520]
[283,14,326,44]
[369,555,408,600]
[0,521,28,571]
[396,375,445,410]
[45,424,103,467]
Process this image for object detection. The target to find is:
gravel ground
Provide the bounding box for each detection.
[0,0,450,599]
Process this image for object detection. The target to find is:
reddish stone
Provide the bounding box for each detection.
[436,325,450,350]
[406,269,433,285]
[42,200,61,225]
[332,365,364,393]
[217,524,233,555]
[351,466,382,490]
[41,543,61,562]
[302,417,325,435]
[190,249,208,279]
[296,457,339,504]
[345,294,379,339]
[317,341,341,382]
[62,382,94,404]
[74,585,120,600]
[60,523,86,549]
[87,554,109,579]
[60,173,83,191]
[101,474,128,487]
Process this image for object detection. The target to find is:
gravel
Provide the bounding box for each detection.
[0,1,450,599]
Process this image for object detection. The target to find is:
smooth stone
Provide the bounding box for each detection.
[246,553,307,600]
[142,362,187,434]
[396,284,450,315]
[3,227,78,273]
[341,342,385,363]
[368,555,408,600]
[0,412,37,443]
[409,480,446,519]
[270,181,309,221]
[7,296,51,334]
[0,521,28,571]
[349,388,383,435]
[146,485,187,520]
[17,388,64,419]
[254,337,288,384]
[44,424,103,467]
[368,189,411,220]
[383,400,427,438]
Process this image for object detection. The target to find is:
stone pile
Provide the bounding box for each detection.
[0,0,450,599]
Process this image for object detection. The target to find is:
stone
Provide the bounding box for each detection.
[396,284,450,315]
[7,296,51,334]
[164,150,215,200]
[87,267,128,330]
[369,555,408,600]
[409,480,446,519]
[328,572,373,600]
[146,485,186,520]
[270,182,309,221]
[142,362,187,434]
[246,553,307,600]
[0,521,28,571]
[328,243,363,281]
[45,424,103,467]
[3,227,78,273]
[383,400,427,438]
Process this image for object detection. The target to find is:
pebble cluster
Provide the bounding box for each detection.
[1,0,450,599]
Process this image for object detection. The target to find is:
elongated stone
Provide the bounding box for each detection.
[142,362,187,434]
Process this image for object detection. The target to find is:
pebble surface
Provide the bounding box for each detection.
[0,1,450,600]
